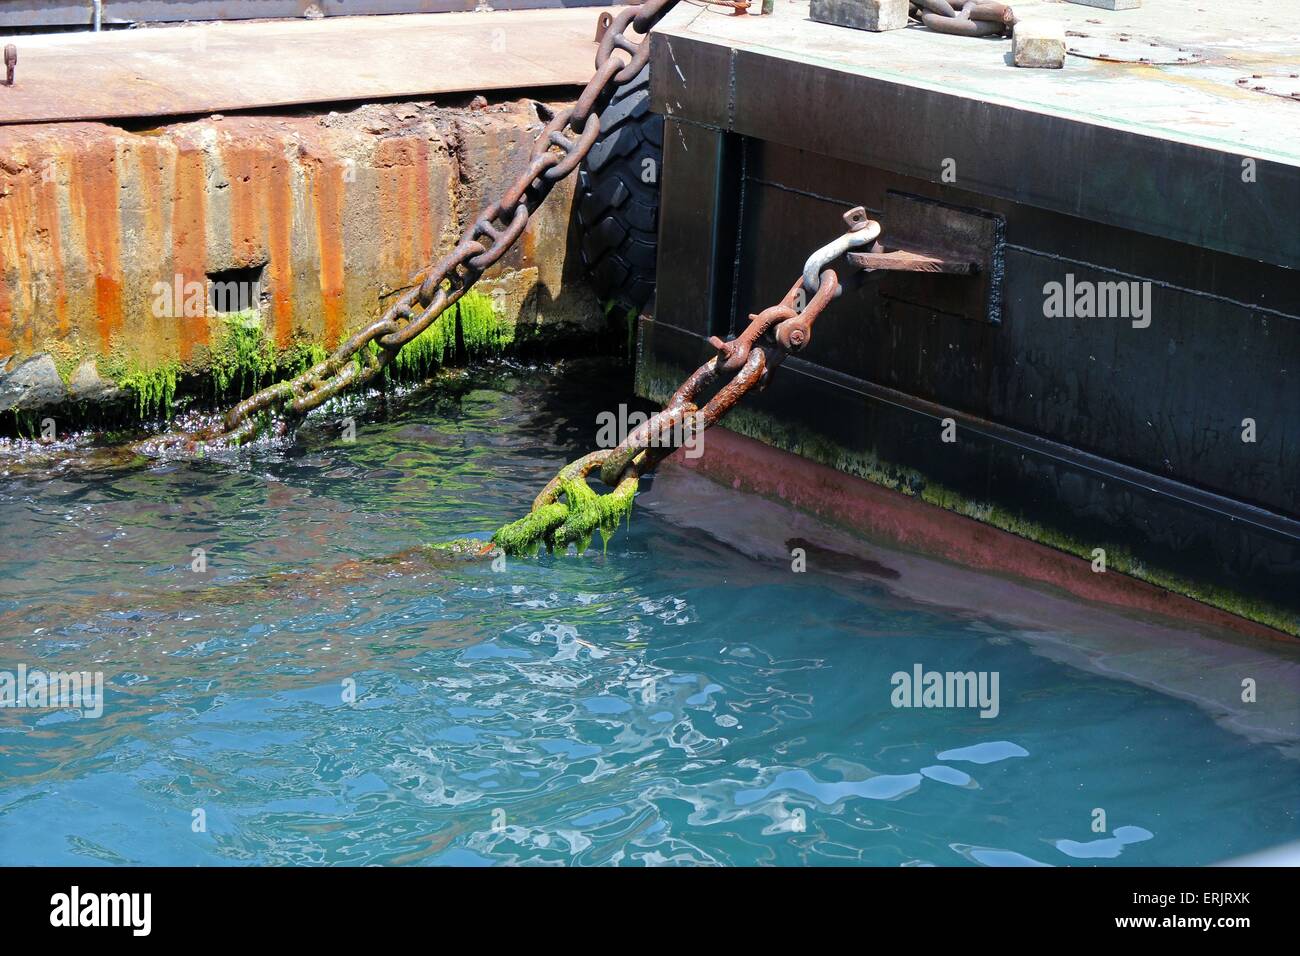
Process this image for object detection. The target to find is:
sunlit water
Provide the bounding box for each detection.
[1,361,1297,866]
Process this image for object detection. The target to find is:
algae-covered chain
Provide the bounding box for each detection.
[487,266,851,557]
[134,0,683,455]
[488,205,880,556]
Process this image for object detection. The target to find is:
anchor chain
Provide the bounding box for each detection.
[489,207,879,556]
[136,0,683,454]
[910,0,1016,37]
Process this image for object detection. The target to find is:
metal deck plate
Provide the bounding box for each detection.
[655,0,1300,164]
[650,0,1300,269]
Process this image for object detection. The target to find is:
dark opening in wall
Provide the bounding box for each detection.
[206,265,264,315]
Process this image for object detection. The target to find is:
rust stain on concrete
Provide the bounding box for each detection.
[0,153,35,351]
[32,154,69,339]
[171,140,208,362]
[225,143,265,270]
[376,136,435,283]
[67,138,124,351]
[308,154,347,349]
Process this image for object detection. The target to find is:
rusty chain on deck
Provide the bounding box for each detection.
[910,0,1016,37]
[138,0,683,454]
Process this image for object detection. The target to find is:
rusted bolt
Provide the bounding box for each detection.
[843,206,871,232]
[3,44,16,87]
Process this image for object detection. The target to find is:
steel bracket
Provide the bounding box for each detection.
[847,190,1006,324]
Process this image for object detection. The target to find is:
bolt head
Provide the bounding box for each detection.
[843,206,869,231]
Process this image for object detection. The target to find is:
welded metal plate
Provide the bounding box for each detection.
[1066,34,1202,64]
[1236,73,1300,101]
[0,8,610,125]
[874,191,1005,325]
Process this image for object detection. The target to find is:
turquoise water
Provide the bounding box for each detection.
[1,363,1297,866]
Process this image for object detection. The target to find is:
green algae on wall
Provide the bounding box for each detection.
[209,310,279,398]
[387,290,515,383]
[638,354,1298,636]
[118,364,180,420]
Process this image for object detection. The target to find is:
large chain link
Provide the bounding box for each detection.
[138,0,681,454]
[910,0,1016,36]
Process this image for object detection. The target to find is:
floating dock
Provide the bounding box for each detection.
[640,0,1300,635]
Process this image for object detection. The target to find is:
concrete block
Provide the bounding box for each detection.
[809,0,910,33]
[1013,18,1066,69]
[1066,0,1141,10]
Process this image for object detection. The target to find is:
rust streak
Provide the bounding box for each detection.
[171,144,208,362]
[69,140,123,351]
[310,157,347,348]
[266,154,294,349]
[375,138,414,281]
[225,144,263,269]
[32,152,68,339]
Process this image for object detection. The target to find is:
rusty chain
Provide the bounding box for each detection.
[137,0,682,454]
[483,203,880,558]
[910,0,1016,37]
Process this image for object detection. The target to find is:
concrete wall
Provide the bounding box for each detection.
[0,97,601,418]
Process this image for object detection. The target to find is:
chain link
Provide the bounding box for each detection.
[910,0,1016,36]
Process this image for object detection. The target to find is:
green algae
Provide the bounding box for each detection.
[458,290,515,354]
[638,354,1298,636]
[492,501,570,557]
[210,309,277,397]
[118,364,180,420]
[490,471,638,557]
[387,291,515,384]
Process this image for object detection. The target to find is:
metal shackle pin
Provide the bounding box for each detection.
[4,45,16,87]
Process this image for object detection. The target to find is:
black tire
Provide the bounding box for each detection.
[575,64,663,313]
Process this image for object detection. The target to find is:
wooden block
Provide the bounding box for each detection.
[1013,18,1066,68]
[809,0,910,33]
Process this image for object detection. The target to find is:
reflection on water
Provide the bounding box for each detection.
[0,361,1297,865]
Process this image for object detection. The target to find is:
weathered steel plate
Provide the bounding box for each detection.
[0,8,613,125]
[1236,73,1300,101]
[1065,34,1201,64]
[867,191,1005,325]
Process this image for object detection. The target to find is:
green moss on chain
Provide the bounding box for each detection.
[492,501,570,556]
[553,475,637,553]
[489,470,638,557]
